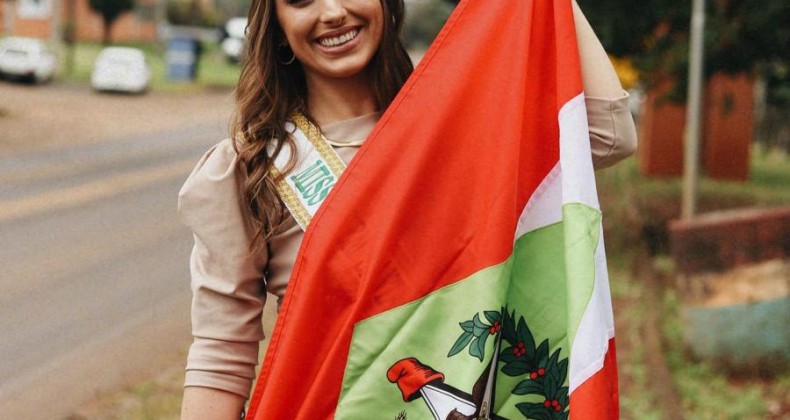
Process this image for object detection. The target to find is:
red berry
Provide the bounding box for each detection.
[530,372,538,380]
[489,327,496,334]
[552,400,559,406]
[538,368,545,376]
[555,405,562,412]
[496,325,501,332]
[518,342,525,349]
[544,400,552,408]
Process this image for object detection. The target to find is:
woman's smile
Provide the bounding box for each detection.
[276,0,384,81]
[315,27,361,50]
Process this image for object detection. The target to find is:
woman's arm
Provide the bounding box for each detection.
[572,0,638,168]
[572,0,625,99]
[177,139,268,419]
[181,387,245,420]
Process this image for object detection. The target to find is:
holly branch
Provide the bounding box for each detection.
[448,308,570,420]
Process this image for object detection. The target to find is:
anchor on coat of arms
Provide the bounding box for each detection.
[386,308,570,420]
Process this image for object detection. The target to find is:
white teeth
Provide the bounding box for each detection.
[318,29,359,47]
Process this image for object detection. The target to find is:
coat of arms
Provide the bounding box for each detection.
[387,308,570,420]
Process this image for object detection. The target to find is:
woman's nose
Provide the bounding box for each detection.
[318,0,348,25]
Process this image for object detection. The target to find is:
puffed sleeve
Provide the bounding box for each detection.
[177,139,267,398]
[586,92,638,170]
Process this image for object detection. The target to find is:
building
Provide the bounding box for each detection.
[1,0,159,43]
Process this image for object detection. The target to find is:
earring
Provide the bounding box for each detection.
[278,44,296,65]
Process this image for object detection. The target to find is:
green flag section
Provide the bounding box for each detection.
[336,204,600,420]
[245,0,619,418]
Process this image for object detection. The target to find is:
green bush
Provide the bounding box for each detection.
[402,0,455,50]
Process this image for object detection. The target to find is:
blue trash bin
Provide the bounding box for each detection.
[166,37,198,81]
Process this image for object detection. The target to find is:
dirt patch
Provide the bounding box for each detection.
[678,259,790,307]
[0,81,235,157]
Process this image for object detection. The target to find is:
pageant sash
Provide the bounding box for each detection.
[271,114,346,230]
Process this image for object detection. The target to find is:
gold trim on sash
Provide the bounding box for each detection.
[272,166,312,230]
[290,114,347,177]
[272,113,348,231]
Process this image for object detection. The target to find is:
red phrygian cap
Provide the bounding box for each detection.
[387,358,445,402]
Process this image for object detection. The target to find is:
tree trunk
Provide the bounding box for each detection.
[102,17,112,45]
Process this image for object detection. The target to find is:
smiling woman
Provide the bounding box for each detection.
[177,0,636,418]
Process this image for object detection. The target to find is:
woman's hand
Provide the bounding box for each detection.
[571,0,626,99]
[181,386,246,420]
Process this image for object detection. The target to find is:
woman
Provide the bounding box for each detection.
[178,0,636,418]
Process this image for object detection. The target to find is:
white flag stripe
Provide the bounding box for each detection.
[559,93,600,210]
[513,94,616,394]
[514,162,563,240]
[557,93,615,393]
[568,227,615,393]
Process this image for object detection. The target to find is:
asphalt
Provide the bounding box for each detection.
[0,82,235,419]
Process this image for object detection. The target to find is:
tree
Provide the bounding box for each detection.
[577,0,790,101]
[403,0,455,49]
[88,0,135,44]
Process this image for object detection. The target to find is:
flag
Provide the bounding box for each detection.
[247,0,618,418]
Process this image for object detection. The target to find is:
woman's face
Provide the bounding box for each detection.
[275,0,384,83]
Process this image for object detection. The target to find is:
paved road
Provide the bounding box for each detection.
[0,122,226,419]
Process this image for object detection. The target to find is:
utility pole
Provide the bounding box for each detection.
[50,0,63,66]
[682,0,706,219]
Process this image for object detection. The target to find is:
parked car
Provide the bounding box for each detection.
[220,17,248,63]
[0,36,56,83]
[91,47,151,94]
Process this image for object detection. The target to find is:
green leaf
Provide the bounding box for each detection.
[499,347,516,364]
[546,348,561,373]
[472,313,488,336]
[556,359,569,385]
[557,411,569,420]
[447,331,474,357]
[517,317,536,358]
[502,310,517,344]
[544,368,559,396]
[558,387,569,406]
[512,379,544,395]
[502,360,530,376]
[468,337,483,361]
[535,340,549,364]
[484,310,501,324]
[459,320,474,333]
[516,402,551,420]
[475,328,489,359]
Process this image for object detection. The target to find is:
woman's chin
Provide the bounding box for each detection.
[304,58,372,82]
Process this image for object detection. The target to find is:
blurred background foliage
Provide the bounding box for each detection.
[577,0,790,105]
[402,0,455,50]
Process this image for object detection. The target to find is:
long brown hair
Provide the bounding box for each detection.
[232,0,413,254]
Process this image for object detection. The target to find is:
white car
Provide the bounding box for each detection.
[91,47,151,93]
[220,17,248,63]
[0,37,57,83]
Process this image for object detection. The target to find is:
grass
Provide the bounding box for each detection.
[73,148,789,418]
[608,263,666,420]
[595,146,790,257]
[60,41,240,93]
[69,366,184,420]
[597,148,790,419]
[661,289,775,419]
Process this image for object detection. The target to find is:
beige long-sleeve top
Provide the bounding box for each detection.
[177,94,637,398]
